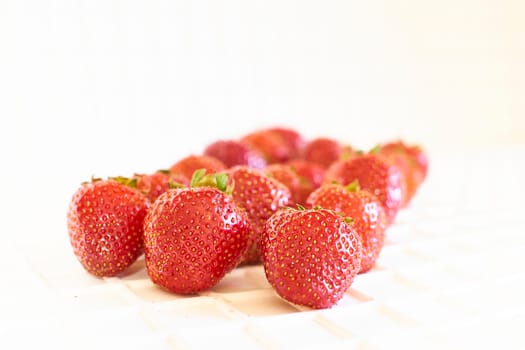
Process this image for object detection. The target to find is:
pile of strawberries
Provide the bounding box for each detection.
[67,127,428,309]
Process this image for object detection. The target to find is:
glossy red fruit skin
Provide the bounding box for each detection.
[265,164,303,205]
[286,159,326,204]
[241,130,294,164]
[286,159,326,189]
[67,180,150,277]
[169,155,226,180]
[379,141,428,207]
[302,137,342,168]
[262,208,362,309]
[134,171,189,203]
[143,187,251,294]
[204,140,266,169]
[324,155,403,225]
[266,127,305,159]
[307,184,387,273]
[229,166,291,264]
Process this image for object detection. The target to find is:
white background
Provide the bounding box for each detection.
[1,2,525,348]
[1,0,524,240]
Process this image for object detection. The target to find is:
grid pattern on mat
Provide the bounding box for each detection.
[3,149,525,349]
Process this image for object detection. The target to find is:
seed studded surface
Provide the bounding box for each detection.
[143,187,251,294]
[203,140,267,169]
[325,155,403,224]
[303,137,343,168]
[67,180,150,277]
[230,166,291,264]
[135,171,171,202]
[307,184,387,273]
[169,155,227,179]
[262,209,362,309]
[378,142,427,207]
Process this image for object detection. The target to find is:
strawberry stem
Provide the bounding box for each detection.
[189,169,232,194]
[369,144,380,154]
[345,180,360,192]
[190,169,207,187]
[110,176,137,188]
[215,173,228,192]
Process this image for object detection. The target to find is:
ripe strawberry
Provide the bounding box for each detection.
[302,137,355,169]
[307,182,387,273]
[132,170,189,202]
[286,159,325,189]
[262,207,362,309]
[324,154,403,225]
[143,172,251,294]
[286,159,326,203]
[67,179,150,277]
[169,155,226,180]
[265,164,302,205]
[265,162,323,206]
[241,128,298,164]
[229,166,291,264]
[266,127,305,159]
[203,139,266,169]
[377,141,428,206]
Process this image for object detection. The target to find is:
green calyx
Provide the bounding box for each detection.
[168,181,185,189]
[344,217,354,225]
[296,204,306,211]
[82,175,102,185]
[345,180,360,192]
[190,168,233,194]
[109,176,137,189]
[369,144,381,154]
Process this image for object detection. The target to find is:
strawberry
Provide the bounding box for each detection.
[228,166,292,264]
[265,127,305,159]
[241,128,298,164]
[132,170,189,203]
[307,182,387,273]
[302,137,355,169]
[377,141,428,206]
[286,159,326,203]
[286,159,325,189]
[324,154,403,225]
[265,164,303,205]
[261,207,362,309]
[203,139,266,169]
[265,162,324,206]
[67,178,150,277]
[143,171,251,294]
[169,155,226,180]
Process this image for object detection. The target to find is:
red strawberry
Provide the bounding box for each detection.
[67,179,150,277]
[241,129,295,164]
[302,137,355,169]
[169,155,226,180]
[133,171,189,202]
[324,154,403,225]
[229,166,291,264]
[143,172,251,294]
[307,182,387,273]
[262,207,362,309]
[266,127,305,159]
[286,159,326,203]
[203,139,266,169]
[265,164,303,205]
[286,159,325,189]
[377,141,428,206]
